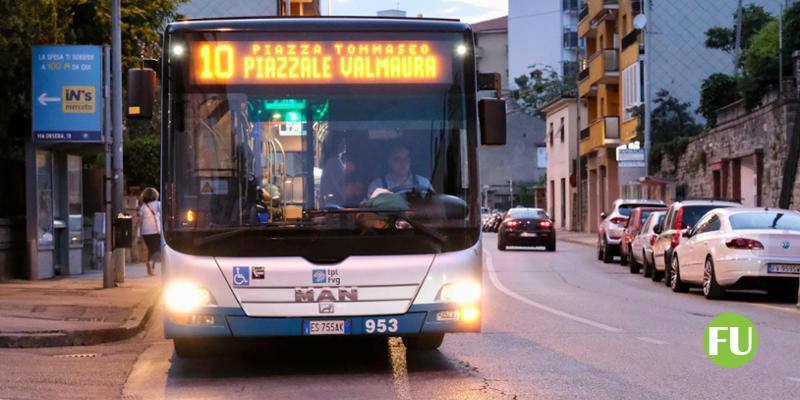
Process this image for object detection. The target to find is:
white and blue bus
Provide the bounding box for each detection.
[155,17,506,357]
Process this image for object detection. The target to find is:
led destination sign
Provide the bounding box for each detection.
[190,41,453,85]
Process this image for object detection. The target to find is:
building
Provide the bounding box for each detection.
[479,101,547,210]
[508,0,580,87]
[541,93,586,230]
[575,0,779,232]
[473,16,509,93]
[178,0,320,19]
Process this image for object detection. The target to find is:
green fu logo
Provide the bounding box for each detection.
[704,313,758,369]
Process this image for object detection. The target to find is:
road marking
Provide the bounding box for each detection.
[748,303,800,314]
[788,377,800,383]
[485,253,624,333]
[635,336,667,345]
[122,341,172,400]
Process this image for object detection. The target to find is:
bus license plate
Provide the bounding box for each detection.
[304,320,351,335]
[767,264,800,274]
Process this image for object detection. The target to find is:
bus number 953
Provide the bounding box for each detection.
[365,318,398,333]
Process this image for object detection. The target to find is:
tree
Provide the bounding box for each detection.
[513,64,575,118]
[0,0,186,160]
[648,90,702,175]
[704,4,772,59]
[697,73,738,128]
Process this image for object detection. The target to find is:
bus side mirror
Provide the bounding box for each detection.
[478,98,506,145]
[127,67,157,119]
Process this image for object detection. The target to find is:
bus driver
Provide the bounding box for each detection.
[367,144,432,198]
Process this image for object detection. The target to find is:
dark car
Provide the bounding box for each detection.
[620,206,667,269]
[497,208,556,251]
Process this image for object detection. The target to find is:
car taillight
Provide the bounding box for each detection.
[539,220,553,228]
[726,238,764,250]
[671,232,680,249]
[675,208,684,230]
[506,220,521,228]
[610,217,627,225]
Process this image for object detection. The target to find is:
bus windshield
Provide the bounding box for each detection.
[164,33,478,258]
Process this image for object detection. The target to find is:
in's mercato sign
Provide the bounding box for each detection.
[32,45,103,143]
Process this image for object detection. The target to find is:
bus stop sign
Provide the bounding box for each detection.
[32,45,103,142]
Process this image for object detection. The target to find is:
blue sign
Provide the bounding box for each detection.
[32,45,103,142]
[232,266,250,286]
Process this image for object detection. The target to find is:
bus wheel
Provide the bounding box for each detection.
[402,333,444,351]
[173,338,216,358]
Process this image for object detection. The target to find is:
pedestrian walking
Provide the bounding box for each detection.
[135,187,161,276]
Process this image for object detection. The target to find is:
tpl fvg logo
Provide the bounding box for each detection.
[704,313,758,369]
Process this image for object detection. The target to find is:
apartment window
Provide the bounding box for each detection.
[560,117,565,143]
[549,122,554,146]
[622,61,642,121]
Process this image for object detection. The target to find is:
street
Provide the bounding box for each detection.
[1,236,798,400]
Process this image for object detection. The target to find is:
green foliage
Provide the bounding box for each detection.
[698,73,739,128]
[124,133,160,188]
[704,4,772,58]
[740,20,779,109]
[513,64,576,119]
[0,0,185,159]
[647,90,701,175]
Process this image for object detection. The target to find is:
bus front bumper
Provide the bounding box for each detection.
[164,303,481,338]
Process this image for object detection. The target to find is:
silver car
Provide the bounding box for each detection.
[597,199,666,263]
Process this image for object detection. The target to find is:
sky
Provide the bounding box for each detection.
[322,0,508,23]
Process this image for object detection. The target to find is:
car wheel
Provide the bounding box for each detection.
[642,251,652,278]
[620,248,628,266]
[670,255,689,293]
[402,333,445,351]
[597,243,603,260]
[651,255,664,282]
[703,257,725,300]
[663,256,673,287]
[628,246,640,274]
[602,242,614,264]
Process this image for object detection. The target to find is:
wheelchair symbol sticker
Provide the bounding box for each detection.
[232,266,250,286]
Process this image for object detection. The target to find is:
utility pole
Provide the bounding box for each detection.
[103,46,114,289]
[642,0,652,178]
[112,0,125,283]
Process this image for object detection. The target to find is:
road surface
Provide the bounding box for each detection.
[1,235,798,399]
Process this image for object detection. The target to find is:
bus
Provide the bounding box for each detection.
[154,17,506,357]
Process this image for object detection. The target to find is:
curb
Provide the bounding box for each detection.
[0,289,161,348]
[559,237,595,247]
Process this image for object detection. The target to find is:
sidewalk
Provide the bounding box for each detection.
[558,230,596,247]
[0,264,161,348]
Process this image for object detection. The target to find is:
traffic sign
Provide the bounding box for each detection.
[32,45,103,142]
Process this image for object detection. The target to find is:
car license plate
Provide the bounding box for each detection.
[304,320,350,335]
[521,232,537,237]
[767,264,800,274]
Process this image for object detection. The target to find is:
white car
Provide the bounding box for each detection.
[631,211,666,278]
[597,199,665,263]
[669,208,800,300]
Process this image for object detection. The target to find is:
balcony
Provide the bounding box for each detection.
[621,29,639,51]
[578,48,619,96]
[579,116,620,156]
[578,0,619,37]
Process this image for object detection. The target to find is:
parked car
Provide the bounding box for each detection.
[621,206,668,270]
[669,208,800,300]
[597,199,666,263]
[498,208,556,251]
[633,211,667,277]
[651,200,741,283]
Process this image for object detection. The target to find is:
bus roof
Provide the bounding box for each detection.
[166,16,471,34]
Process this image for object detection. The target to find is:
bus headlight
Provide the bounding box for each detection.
[439,281,481,304]
[165,282,214,313]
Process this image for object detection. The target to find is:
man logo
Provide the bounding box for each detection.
[295,287,358,302]
[704,313,758,368]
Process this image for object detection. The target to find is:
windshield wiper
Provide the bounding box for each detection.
[192,222,318,247]
[311,209,447,244]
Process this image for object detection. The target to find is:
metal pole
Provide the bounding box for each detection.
[112,0,125,283]
[103,46,114,289]
[642,0,652,178]
[778,2,783,100]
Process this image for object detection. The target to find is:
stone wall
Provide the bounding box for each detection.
[660,93,800,209]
